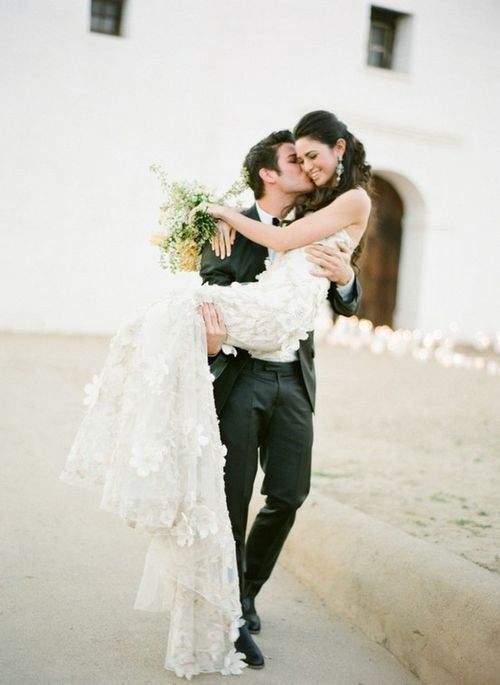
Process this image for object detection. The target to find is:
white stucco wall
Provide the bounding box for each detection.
[1,0,499,337]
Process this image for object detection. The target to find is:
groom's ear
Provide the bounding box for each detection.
[258,167,277,186]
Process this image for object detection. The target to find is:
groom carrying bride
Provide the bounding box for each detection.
[199,129,362,668]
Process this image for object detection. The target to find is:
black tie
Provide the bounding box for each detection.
[272,217,281,226]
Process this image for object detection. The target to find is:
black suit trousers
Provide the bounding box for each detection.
[219,358,313,601]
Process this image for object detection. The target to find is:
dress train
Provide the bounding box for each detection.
[60,231,350,678]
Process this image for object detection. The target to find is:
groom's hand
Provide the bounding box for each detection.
[199,303,227,356]
[211,220,236,259]
[305,242,354,285]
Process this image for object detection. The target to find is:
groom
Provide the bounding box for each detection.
[199,130,361,667]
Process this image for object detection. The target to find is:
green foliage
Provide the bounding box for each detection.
[150,165,248,272]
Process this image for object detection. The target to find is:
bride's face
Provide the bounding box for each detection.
[295,136,343,187]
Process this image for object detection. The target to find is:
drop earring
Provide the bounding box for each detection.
[336,157,344,183]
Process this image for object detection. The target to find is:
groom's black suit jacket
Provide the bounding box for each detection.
[199,204,362,413]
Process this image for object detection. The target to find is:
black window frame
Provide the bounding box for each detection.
[367,6,403,70]
[90,0,125,37]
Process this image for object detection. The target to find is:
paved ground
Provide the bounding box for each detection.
[0,333,420,685]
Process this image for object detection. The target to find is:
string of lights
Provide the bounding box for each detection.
[315,309,500,377]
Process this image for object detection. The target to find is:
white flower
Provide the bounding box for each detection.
[172,513,194,547]
[195,424,209,446]
[230,616,246,640]
[190,505,218,539]
[175,665,199,680]
[83,374,102,407]
[129,457,158,478]
[182,421,209,449]
[129,443,164,478]
[198,433,209,446]
[143,354,170,394]
[221,648,247,675]
[221,344,237,357]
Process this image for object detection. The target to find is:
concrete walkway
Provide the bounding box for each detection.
[0,333,420,685]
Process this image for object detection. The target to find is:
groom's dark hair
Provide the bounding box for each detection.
[243,130,294,200]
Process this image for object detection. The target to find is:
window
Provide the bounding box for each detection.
[90,0,124,36]
[367,6,412,71]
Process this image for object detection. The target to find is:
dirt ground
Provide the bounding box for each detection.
[313,341,500,575]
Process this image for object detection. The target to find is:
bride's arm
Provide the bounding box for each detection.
[208,188,371,251]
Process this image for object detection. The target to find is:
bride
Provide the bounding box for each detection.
[60,110,372,679]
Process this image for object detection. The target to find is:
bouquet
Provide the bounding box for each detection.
[150,165,248,271]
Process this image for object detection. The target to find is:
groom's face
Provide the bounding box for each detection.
[274,142,314,195]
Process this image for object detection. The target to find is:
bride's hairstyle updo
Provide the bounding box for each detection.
[293,110,373,272]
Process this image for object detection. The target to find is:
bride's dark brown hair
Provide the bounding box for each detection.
[292,110,373,273]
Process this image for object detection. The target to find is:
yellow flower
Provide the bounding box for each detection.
[178,239,199,271]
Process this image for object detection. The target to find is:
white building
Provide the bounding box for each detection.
[1,0,499,337]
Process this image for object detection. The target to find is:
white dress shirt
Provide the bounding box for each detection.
[250,204,299,361]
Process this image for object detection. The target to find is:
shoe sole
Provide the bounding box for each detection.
[248,627,261,635]
[246,662,265,669]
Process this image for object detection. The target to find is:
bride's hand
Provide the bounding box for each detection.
[211,220,236,258]
[204,203,227,220]
[188,202,227,226]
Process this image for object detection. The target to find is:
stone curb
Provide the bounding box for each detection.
[252,490,500,685]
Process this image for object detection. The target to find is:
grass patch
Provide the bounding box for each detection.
[453,518,493,529]
[430,492,448,503]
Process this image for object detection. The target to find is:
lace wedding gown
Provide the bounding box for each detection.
[60,229,351,679]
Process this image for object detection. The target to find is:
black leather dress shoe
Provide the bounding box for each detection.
[235,624,265,669]
[242,596,261,634]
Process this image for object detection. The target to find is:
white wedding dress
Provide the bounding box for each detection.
[60,229,351,679]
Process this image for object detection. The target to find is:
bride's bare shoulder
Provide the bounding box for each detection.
[325,187,371,218]
[336,187,371,207]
